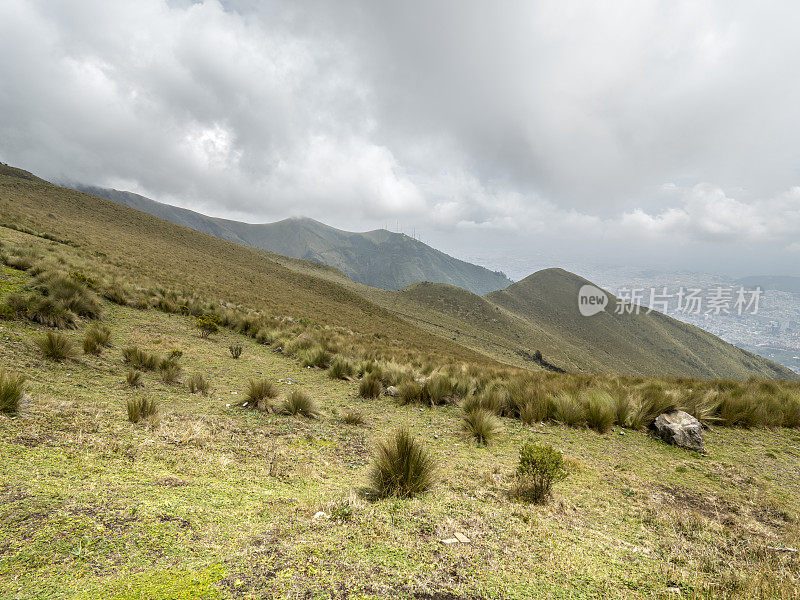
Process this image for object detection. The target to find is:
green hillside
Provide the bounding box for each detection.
[72,185,513,295]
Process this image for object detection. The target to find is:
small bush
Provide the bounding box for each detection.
[229,345,243,359]
[461,408,502,446]
[187,373,210,395]
[196,314,220,338]
[35,331,78,361]
[159,359,182,384]
[368,428,436,499]
[514,442,568,504]
[0,369,26,415]
[328,356,356,380]
[246,378,279,411]
[169,349,183,360]
[126,396,159,424]
[582,390,615,433]
[122,346,161,371]
[278,389,320,419]
[126,369,143,388]
[359,374,382,399]
[342,410,365,425]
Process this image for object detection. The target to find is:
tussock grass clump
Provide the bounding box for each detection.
[513,442,568,504]
[368,428,436,499]
[359,374,382,399]
[126,369,143,388]
[461,408,502,446]
[550,391,585,427]
[582,390,615,433]
[246,378,279,411]
[126,396,159,424]
[159,359,182,384]
[398,381,421,405]
[32,271,103,318]
[299,346,332,369]
[35,331,78,361]
[25,295,77,329]
[342,410,365,425]
[83,333,101,355]
[228,344,243,359]
[630,384,678,429]
[278,389,320,419]
[187,373,210,395]
[327,356,355,380]
[86,324,111,347]
[122,346,162,371]
[255,328,278,345]
[0,369,26,415]
[421,374,453,406]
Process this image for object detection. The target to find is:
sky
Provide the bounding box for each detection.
[1,0,799,279]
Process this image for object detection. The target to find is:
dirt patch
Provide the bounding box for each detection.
[155,476,191,488]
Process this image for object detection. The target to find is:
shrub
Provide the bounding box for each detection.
[328,356,355,380]
[187,373,210,395]
[159,359,182,384]
[35,332,78,361]
[550,392,585,427]
[196,314,220,338]
[342,410,365,425]
[278,389,320,419]
[126,369,143,388]
[398,381,422,405]
[582,390,615,433]
[0,369,26,415]
[169,349,183,360]
[246,378,279,411]
[461,408,501,446]
[514,442,568,504]
[126,396,159,424]
[122,346,161,371]
[359,374,382,399]
[368,428,436,498]
[229,344,243,359]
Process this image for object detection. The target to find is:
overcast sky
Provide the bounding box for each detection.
[1,0,799,278]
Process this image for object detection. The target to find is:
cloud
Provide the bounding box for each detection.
[1,0,799,274]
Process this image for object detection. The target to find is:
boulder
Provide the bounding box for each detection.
[385,385,399,397]
[651,410,704,452]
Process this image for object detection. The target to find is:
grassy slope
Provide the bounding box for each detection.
[72,185,513,295]
[0,171,490,367]
[1,265,799,599]
[290,258,795,380]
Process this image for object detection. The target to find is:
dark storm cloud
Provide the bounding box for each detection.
[1,0,799,273]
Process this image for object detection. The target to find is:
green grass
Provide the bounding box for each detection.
[0,297,798,598]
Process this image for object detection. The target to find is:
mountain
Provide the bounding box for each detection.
[71,185,513,295]
[2,166,795,380]
[735,275,800,294]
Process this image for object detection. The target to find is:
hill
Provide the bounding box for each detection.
[2,168,796,380]
[735,275,800,294]
[72,185,513,295]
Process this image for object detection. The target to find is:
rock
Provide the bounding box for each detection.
[651,410,704,452]
[385,385,399,397]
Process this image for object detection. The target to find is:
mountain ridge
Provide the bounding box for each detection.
[71,185,513,295]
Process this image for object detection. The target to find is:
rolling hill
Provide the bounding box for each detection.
[71,185,513,295]
[1,164,795,380]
